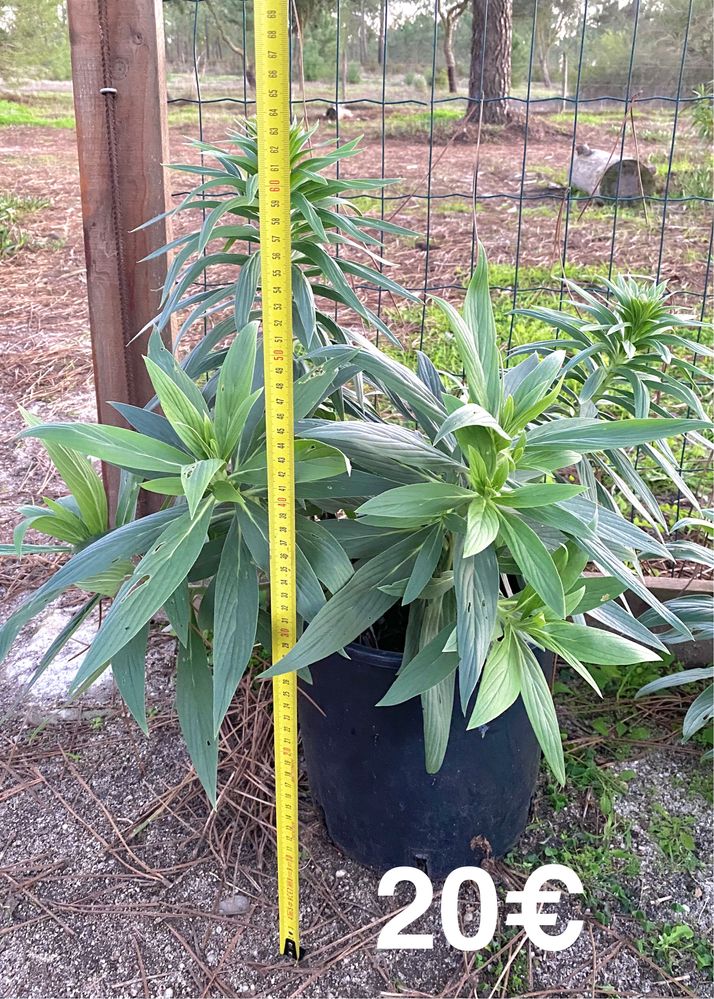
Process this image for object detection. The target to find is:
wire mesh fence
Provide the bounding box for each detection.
[161,0,713,530]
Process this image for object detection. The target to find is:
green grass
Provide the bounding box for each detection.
[0,97,74,129]
[384,261,609,371]
[648,804,700,872]
[0,193,50,257]
[381,106,463,141]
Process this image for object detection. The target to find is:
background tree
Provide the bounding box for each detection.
[466,0,513,124]
[437,0,469,93]
[0,0,69,81]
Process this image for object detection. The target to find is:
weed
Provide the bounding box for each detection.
[686,768,714,805]
[638,920,713,973]
[648,804,699,872]
[0,193,50,257]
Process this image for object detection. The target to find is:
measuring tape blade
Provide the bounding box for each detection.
[254,0,301,960]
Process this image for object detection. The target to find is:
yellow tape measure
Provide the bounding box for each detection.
[254,0,301,960]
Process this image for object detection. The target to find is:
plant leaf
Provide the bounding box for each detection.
[213,515,259,733]
[518,640,565,785]
[21,423,193,475]
[403,524,444,604]
[112,622,150,735]
[176,627,218,805]
[261,531,427,676]
[377,622,458,706]
[498,509,565,617]
[454,537,499,712]
[69,500,214,693]
[464,497,500,557]
[181,459,224,518]
[214,321,259,458]
[467,628,520,729]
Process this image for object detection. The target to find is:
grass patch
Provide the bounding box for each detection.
[382,106,463,141]
[648,804,700,873]
[0,97,74,129]
[0,193,50,257]
[384,260,609,370]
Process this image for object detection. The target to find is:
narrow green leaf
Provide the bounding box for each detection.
[434,402,510,443]
[213,516,259,733]
[454,537,499,712]
[295,518,354,594]
[261,531,428,677]
[518,641,565,785]
[462,243,502,416]
[682,686,713,742]
[21,423,193,475]
[468,628,520,729]
[422,672,456,774]
[377,622,458,706]
[498,509,565,617]
[176,627,218,805]
[21,408,107,536]
[0,508,183,666]
[181,459,224,518]
[214,321,259,458]
[537,621,660,665]
[571,577,627,614]
[145,357,214,457]
[165,577,191,646]
[233,253,261,330]
[431,295,489,411]
[112,622,150,735]
[525,417,710,453]
[464,497,500,557]
[69,501,214,693]
[496,483,585,509]
[403,524,444,604]
[357,482,474,523]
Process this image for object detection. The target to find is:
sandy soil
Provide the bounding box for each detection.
[1,108,713,998]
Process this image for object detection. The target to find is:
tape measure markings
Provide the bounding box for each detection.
[253,0,301,960]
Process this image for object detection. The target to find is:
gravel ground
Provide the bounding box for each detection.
[0,621,712,999]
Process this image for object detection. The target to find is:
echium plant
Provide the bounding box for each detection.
[512,275,713,531]
[263,247,711,784]
[143,119,417,353]
[2,324,368,803]
[3,119,421,803]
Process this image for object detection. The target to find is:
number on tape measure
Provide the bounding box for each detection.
[253,0,301,960]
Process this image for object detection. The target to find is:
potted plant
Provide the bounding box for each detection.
[3,118,710,878]
[261,247,710,876]
[2,120,418,806]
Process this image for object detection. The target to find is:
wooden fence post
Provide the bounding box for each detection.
[67,0,173,508]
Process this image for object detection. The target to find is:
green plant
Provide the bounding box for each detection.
[146,119,417,351]
[0,193,50,257]
[690,82,714,142]
[636,658,713,758]
[648,803,699,872]
[346,61,361,85]
[512,275,713,530]
[261,246,710,781]
[2,328,365,803]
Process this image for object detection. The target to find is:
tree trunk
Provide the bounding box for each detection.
[466,0,512,125]
[443,16,458,93]
[377,2,385,66]
[539,47,551,89]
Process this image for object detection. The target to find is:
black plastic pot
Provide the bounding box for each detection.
[299,641,552,880]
